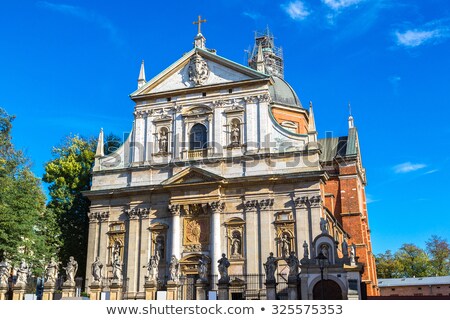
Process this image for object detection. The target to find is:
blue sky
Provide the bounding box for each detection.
[1,0,449,254]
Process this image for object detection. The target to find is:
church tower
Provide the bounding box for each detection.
[248,27,284,78]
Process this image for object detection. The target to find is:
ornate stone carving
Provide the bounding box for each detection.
[209,201,224,213]
[168,204,182,215]
[244,95,259,103]
[217,254,230,284]
[244,200,258,211]
[111,256,123,284]
[125,207,150,220]
[258,93,271,103]
[259,198,274,210]
[15,259,30,287]
[188,53,210,86]
[169,255,180,283]
[303,241,309,259]
[294,196,309,208]
[63,256,78,286]
[89,211,110,223]
[309,195,322,208]
[285,252,299,280]
[197,254,210,281]
[144,255,159,283]
[263,252,278,283]
[320,217,329,234]
[294,195,322,208]
[0,260,11,287]
[91,257,103,285]
[44,258,58,285]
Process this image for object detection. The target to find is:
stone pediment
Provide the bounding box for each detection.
[131,48,269,97]
[161,167,224,185]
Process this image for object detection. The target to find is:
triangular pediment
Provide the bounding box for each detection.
[162,167,225,185]
[131,48,269,97]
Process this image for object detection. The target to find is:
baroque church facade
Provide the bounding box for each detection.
[84,25,378,300]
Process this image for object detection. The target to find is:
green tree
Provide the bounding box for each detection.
[426,235,450,276]
[0,108,57,274]
[375,250,403,278]
[394,243,431,277]
[43,135,97,280]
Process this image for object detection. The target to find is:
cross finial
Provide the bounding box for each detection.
[193,15,207,34]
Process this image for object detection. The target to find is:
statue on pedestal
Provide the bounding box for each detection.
[144,255,159,283]
[0,260,11,286]
[285,252,299,279]
[198,255,210,281]
[91,257,103,284]
[217,253,230,283]
[44,257,58,285]
[350,244,356,265]
[15,259,30,286]
[169,255,180,283]
[264,252,278,282]
[303,241,309,259]
[63,256,78,285]
[342,237,349,257]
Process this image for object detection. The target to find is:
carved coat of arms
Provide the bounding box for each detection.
[188,53,210,86]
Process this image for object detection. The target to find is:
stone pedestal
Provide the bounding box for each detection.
[144,281,157,300]
[0,285,8,300]
[195,280,209,300]
[287,280,298,300]
[166,281,180,300]
[12,284,25,300]
[264,281,277,300]
[217,282,230,300]
[61,283,76,298]
[42,283,56,300]
[89,283,103,300]
[109,283,122,300]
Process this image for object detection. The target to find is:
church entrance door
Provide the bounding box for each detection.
[312,280,343,300]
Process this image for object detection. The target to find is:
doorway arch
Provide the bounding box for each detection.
[312,280,343,300]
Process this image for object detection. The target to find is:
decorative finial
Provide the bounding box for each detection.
[193,15,207,35]
[137,60,146,89]
[348,102,354,129]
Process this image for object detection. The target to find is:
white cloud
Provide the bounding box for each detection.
[242,11,262,21]
[37,1,122,45]
[282,1,310,21]
[322,0,364,11]
[424,169,439,175]
[395,29,442,47]
[365,194,378,204]
[393,162,427,174]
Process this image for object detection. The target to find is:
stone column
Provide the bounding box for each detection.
[264,281,277,300]
[209,201,224,278]
[300,273,309,300]
[244,96,259,151]
[258,94,271,151]
[217,283,230,300]
[42,283,55,300]
[89,283,103,300]
[0,285,8,300]
[144,281,157,300]
[169,205,181,258]
[195,279,208,300]
[61,283,76,299]
[244,200,259,274]
[125,208,141,295]
[133,113,145,164]
[166,280,180,300]
[85,212,100,290]
[109,283,123,300]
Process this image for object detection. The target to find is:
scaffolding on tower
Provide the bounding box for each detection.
[248,27,284,79]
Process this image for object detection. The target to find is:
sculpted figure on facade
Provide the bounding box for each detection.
[264,252,278,282]
[188,53,209,86]
[280,233,291,257]
[230,231,241,257]
[155,237,164,262]
[198,255,210,281]
[303,241,309,259]
[111,256,123,284]
[350,244,356,265]
[0,260,10,286]
[144,255,159,283]
[91,257,103,284]
[169,255,180,283]
[187,220,201,244]
[45,257,58,285]
[63,256,78,285]
[217,253,230,283]
[16,259,30,286]
[159,128,168,153]
[342,237,349,257]
[231,120,240,145]
[320,218,328,234]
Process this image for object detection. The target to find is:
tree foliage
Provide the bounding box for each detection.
[376,236,450,279]
[43,135,97,280]
[0,108,57,274]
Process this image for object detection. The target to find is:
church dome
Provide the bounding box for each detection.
[269,76,303,108]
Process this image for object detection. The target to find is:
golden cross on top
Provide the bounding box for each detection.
[193,15,207,34]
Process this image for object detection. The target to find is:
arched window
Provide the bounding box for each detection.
[189,123,207,150]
